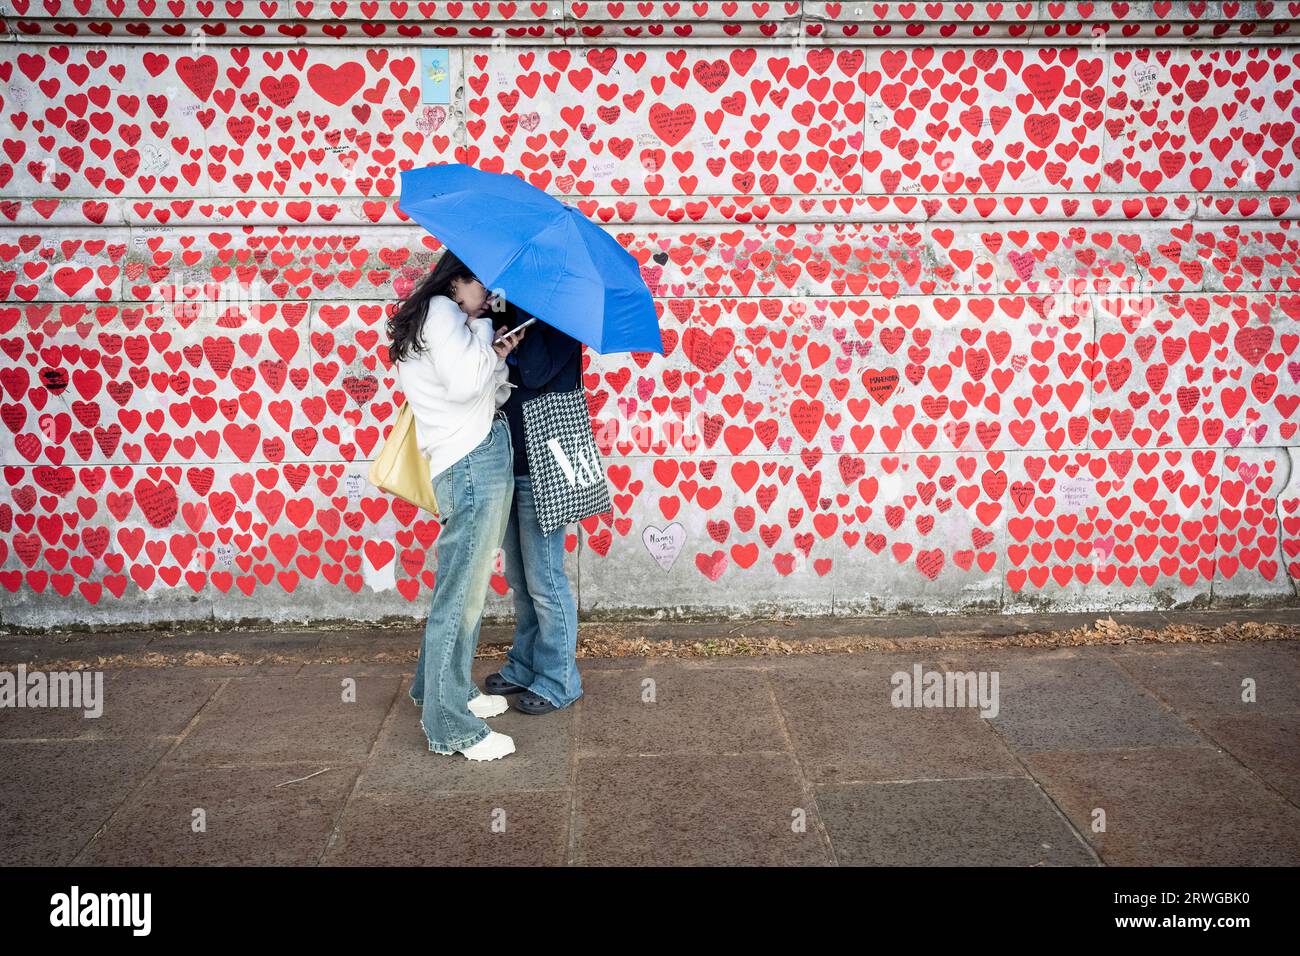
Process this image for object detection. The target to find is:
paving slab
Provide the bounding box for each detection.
[0,739,173,866]
[939,647,1206,755]
[144,631,325,655]
[568,656,653,671]
[575,662,788,756]
[582,654,782,671]
[768,653,1025,783]
[1023,747,1300,866]
[0,635,157,664]
[315,631,424,657]
[0,669,221,741]
[122,665,303,678]
[321,791,569,866]
[815,777,1098,866]
[78,763,358,866]
[1109,641,1300,719]
[148,665,308,676]
[573,754,831,866]
[582,616,944,642]
[1165,711,1300,807]
[294,662,413,678]
[160,674,401,766]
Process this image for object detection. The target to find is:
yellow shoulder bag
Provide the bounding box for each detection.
[367,400,440,516]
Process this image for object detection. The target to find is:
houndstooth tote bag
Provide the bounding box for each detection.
[522,385,613,535]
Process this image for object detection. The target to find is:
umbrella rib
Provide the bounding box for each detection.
[544,214,575,344]
[490,237,530,291]
[494,213,570,329]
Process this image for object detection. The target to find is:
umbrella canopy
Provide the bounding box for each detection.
[398,163,663,355]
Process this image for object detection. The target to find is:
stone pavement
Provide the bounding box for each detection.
[1,612,1298,866]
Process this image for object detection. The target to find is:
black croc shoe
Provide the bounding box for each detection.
[485,671,528,695]
[513,691,560,715]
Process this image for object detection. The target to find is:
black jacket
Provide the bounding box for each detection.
[493,308,583,477]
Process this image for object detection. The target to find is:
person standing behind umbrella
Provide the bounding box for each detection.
[485,302,584,714]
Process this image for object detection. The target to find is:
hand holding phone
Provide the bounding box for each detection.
[493,315,538,343]
[492,320,530,358]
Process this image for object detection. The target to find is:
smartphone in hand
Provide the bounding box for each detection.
[493,315,538,343]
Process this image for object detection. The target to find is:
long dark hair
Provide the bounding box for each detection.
[387,249,527,364]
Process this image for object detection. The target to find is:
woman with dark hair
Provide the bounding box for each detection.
[386,248,527,762]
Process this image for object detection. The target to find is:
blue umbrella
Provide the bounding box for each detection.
[398,163,663,355]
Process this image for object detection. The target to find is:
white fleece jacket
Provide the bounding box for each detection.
[395,294,514,480]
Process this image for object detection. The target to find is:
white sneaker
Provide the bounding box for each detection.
[468,693,509,719]
[456,730,515,761]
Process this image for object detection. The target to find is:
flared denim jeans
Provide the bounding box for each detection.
[409,411,514,752]
[499,472,582,708]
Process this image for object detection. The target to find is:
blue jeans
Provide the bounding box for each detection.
[499,472,582,708]
[409,412,514,752]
